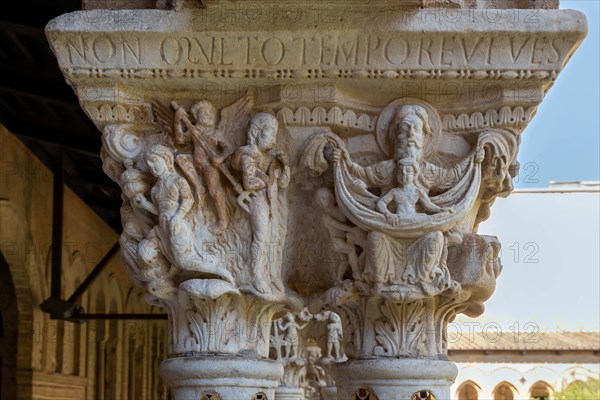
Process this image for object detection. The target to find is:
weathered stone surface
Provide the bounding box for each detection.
[45,3,586,399]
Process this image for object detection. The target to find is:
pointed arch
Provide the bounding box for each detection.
[529,380,553,400]
[457,380,481,400]
[493,381,517,400]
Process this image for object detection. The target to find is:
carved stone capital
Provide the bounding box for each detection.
[45,3,586,399]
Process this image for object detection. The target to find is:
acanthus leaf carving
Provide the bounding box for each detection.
[373,299,428,357]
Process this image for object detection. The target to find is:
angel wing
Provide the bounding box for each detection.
[216,90,255,149]
[151,100,175,138]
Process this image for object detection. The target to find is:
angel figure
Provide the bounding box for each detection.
[152,96,252,234]
[314,187,366,284]
[173,101,232,233]
[231,113,290,294]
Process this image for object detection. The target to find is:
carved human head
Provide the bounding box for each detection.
[314,187,336,209]
[191,101,217,128]
[393,105,431,153]
[248,113,278,151]
[397,158,419,184]
[146,145,175,177]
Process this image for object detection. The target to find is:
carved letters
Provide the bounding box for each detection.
[56,33,572,69]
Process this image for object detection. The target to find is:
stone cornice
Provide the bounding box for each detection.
[47,10,586,86]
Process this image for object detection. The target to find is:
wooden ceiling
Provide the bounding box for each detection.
[0,1,122,231]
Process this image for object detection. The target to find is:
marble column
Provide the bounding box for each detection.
[46,1,586,399]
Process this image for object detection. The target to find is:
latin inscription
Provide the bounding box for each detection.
[59,33,573,69]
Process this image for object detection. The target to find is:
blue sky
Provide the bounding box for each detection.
[515,0,600,188]
[466,190,600,332]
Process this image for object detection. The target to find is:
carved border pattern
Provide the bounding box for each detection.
[85,102,535,135]
[442,106,535,132]
[84,103,153,124]
[276,105,534,132]
[62,67,559,81]
[277,106,377,132]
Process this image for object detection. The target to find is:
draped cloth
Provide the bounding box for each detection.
[299,130,511,297]
[333,156,481,239]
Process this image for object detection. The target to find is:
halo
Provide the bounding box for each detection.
[375,98,441,158]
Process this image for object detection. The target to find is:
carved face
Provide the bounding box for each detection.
[314,188,335,209]
[491,154,514,194]
[248,113,278,150]
[399,165,416,185]
[261,122,279,150]
[195,106,216,128]
[147,154,168,177]
[399,114,425,151]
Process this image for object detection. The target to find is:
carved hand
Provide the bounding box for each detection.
[331,148,342,162]
[386,213,401,226]
[174,107,187,120]
[159,213,170,227]
[475,146,486,164]
[134,193,156,214]
[272,150,289,166]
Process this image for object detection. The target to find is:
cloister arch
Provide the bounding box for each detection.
[457,380,481,400]
[493,381,517,400]
[529,380,553,400]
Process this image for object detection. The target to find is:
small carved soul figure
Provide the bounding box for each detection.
[277,312,309,359]
[325,313,344,361]
[377,158,447,226]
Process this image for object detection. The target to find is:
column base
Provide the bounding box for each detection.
[160,355,283,400]
[274,386,304,400]
[332,358,457,400]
